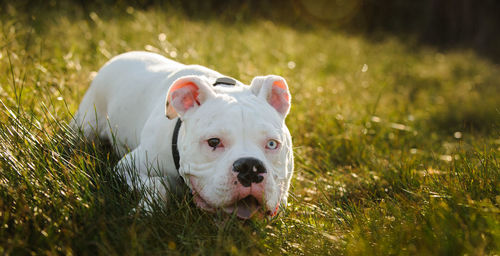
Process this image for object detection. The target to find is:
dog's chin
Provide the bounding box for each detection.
[189,177,281,219]
[192,193,263,219]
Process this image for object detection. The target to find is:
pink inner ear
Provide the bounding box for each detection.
[268,80,290,115]
[170,82,200,112]
[273,80,289,101]
[179,83,200,108]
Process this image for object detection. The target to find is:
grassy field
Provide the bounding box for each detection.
[1,2,499,255]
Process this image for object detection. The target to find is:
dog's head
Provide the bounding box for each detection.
[165,75,293,219]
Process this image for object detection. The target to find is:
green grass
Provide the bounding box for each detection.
[1,2,499,255]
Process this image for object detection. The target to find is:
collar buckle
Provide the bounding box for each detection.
[213,77,236,86]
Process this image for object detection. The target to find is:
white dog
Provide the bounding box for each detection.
[73,51,294,218]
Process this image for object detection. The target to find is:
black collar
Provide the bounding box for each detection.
[172,77,236,173]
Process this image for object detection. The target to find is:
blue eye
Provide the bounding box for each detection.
[266,139,279,150]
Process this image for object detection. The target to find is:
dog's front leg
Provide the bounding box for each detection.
[116,147,169,209]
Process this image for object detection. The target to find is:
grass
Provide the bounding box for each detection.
[1,2,499,255]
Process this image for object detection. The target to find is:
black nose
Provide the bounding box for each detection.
[232,157,267,187]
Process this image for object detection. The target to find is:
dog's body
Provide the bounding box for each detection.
[73,51,293,218]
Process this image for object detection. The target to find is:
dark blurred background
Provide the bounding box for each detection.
[6,0,500,63]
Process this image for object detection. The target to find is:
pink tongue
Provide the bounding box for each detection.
[235,196,260,219]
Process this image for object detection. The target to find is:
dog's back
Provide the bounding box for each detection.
[72,51,220,154]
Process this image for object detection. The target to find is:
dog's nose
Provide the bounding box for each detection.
[232,157,267,187]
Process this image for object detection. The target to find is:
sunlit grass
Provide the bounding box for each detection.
[1,2,499,255]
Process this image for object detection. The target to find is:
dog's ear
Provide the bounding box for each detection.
[166,76,216,119]
[250,75,291,117]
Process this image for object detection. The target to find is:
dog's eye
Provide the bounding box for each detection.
[207,138,221,149]
[266,139,280,150]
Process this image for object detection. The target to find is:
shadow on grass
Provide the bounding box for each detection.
[6,0,500,63]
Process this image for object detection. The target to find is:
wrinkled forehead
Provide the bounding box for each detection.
[186,90,284,136]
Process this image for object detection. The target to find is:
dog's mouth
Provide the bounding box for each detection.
[223,195,262,219]
[192,193,262,219]
[189,177,280,219]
